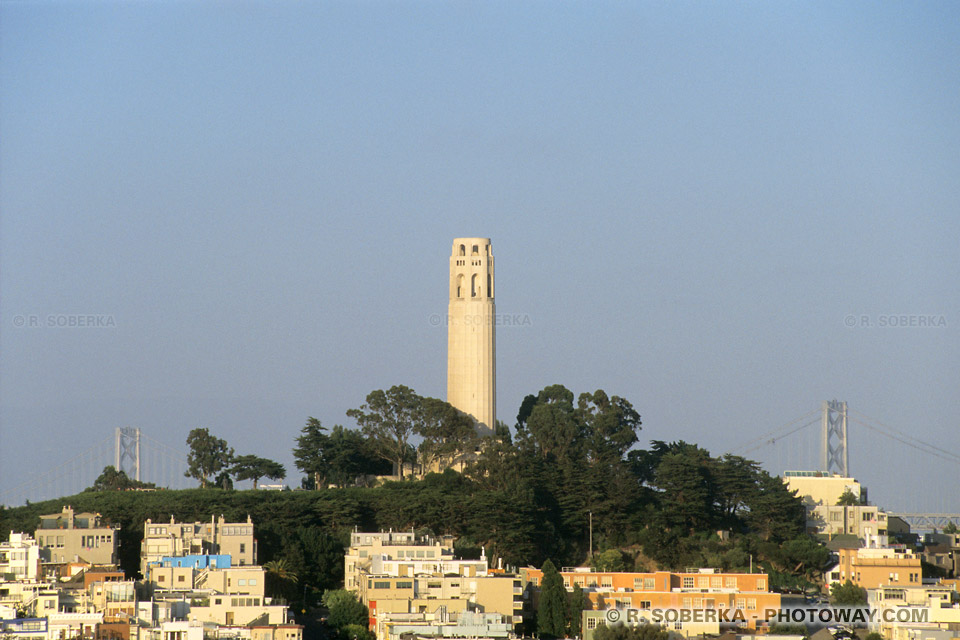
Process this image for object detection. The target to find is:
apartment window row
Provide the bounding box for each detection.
[81,535,110,548]
[395,549,436,559]
[638,578,656,590]
[231,597,260,607]
[223,526,252,536]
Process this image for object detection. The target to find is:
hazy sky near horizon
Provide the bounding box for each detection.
[2,1,958,511]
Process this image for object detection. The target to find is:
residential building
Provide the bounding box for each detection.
[826,532,922,589]
[146,564,265,599]
[250,624,304,640]
[524,567,780,632]
[360,573,524,629]
[35,507,118,567]
[783,471,864,506]
[345,531,470,592]
[581,609,720,640]
[868,584,960,640]
[140,516,256,576]
[783,472,888,539]
[376,609,511,640]
[0,532,42,581]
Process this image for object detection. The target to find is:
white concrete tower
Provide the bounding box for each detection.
[447,238,496,435]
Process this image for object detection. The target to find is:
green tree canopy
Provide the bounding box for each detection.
[538,559,568,639]
[418,397,479,471]
[347,385,424,478]
[830,580,867,605]
[324,424,390,487]
[592,549,629,572]
[322,589,369,633]
[836,489,860,506]
[231,455,286,489]
[293,417,329,488]
[568,583,590,638]
[185,428,233,488]
[86,466,155,491]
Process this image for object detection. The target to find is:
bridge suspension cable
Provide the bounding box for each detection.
[0,432,114,505]
[848,409,960,467]
[726,407,821,456]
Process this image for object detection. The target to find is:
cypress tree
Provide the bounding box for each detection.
[538,559,568,638]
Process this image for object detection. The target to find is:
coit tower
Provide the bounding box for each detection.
[447,238,496,435]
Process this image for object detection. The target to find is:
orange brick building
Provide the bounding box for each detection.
[523,568,781,628]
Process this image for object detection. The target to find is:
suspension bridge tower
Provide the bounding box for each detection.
[115,427,141,481]
[819,400,849,476]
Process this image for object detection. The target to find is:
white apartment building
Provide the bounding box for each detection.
[0,533,42,582]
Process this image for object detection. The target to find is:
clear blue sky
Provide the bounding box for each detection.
[2,1,958,510]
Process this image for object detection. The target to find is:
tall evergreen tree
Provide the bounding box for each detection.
[538,559,568,639]
[568,583,590,638]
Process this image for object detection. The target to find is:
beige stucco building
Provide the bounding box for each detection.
[35,507,118,568]
[140,516,256,576]
[827,533,922,589]
[783,472,889,538]
[345,531,484,593]
[783,471,864,507]
[447,238,496,435]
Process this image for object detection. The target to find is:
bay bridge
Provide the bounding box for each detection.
[725,401,960,531]
[2,402,958,533]
[0,427,194,507]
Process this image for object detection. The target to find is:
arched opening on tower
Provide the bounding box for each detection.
[487,274,492,298]
[472,245,479,256]
[456,274,464,298]
[471,274,478,297]
[459,244,466,256]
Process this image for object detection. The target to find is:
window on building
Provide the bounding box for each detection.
[682,577,694,588]
[736,599,745,610]
[756,579,766,590]
[644,578,655,590]
[725,577,737,588]
[640,601,651,609]
[747,599,756,610]
[587,618,597,630]
[697,577,709,588]
[634,578,643,589]
[240,544,246,554]
[396,582,412,589]
[711,577,722,588]
[601,577,612,588]
[374,582,390,589]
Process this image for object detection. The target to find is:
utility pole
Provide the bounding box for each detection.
[588,511,593,563]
